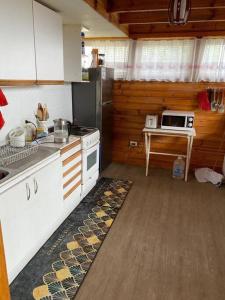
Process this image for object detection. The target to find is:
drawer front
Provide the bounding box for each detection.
[63,185,82,216]
[62,151,81,168]
[62,152,81,173]
[63,163,82,200]
[63,170,81,190]
[61,144,81,162]
[61,140,82,201]
[63,162,81,185]
[63,176,81,200]
[60,139,81,155]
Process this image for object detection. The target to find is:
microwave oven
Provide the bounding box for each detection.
[161,110,195,131]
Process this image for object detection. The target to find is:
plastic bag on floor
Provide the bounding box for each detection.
[195,168,224,187]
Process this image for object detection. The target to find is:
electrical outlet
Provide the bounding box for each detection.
[129,140,138,147]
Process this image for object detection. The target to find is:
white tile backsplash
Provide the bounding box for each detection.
[0,84,72,144]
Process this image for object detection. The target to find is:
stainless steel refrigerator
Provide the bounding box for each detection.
[72,67,114,172]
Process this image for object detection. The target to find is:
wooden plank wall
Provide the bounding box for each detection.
[113,81,225,171]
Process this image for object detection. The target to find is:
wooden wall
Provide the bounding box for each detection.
[112,81,225,171]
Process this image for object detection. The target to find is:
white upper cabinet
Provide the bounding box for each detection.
[63,25,82,82]
[0,0,36,80]
[33,1,64,81]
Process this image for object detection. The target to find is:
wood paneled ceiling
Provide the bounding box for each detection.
[84,0,225,39]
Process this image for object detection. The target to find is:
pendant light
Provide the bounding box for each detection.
[168,0,191,25]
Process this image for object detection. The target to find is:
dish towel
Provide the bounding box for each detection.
[197,91,211,111]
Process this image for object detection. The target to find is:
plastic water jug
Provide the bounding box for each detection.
[173,156,185,179]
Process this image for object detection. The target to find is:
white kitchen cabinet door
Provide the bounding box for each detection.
[0,175,36,283]
[33,1,64,81]
[63,25,82,82]
[32,157,63,244]
[0,0,36,80]
[0,158,63,283]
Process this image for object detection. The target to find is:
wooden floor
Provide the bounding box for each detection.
[75,163,225,300]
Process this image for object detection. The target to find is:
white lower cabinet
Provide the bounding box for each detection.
[0,157,63,283]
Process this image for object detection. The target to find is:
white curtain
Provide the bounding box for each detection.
[195,38,225,82]
[85,39,133,80]
[85,38,225,82]
[131,39,196,81]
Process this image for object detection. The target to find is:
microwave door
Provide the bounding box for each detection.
[162,116,186,128]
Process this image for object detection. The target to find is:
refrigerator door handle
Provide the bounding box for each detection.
[102,101,112,106]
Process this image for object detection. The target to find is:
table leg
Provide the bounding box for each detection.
[185,136,191,182]
[187,136,194,172]
[145,133,151,176]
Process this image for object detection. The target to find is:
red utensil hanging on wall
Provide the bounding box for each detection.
[0,111,5,129]
[0,89,8,106]
[197,91,211,111]
[0,88,8,129]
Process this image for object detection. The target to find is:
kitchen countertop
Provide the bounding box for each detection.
[0,135,81,193]
[0,146,59,192]
[37,134,80,149]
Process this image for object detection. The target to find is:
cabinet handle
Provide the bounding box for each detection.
[34,178,38,194]
[26,183,31,201]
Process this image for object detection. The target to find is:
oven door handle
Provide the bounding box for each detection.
[84,142,100,154]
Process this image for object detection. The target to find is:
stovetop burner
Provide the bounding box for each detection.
[70,125,97,136]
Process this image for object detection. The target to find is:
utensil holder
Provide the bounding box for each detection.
[37,120,48,134]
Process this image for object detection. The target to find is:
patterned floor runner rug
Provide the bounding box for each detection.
[10,177,132,300]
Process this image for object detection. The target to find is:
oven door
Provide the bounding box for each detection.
[82,142,100,183]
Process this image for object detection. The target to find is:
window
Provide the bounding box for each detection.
[84,38,225,82]
[85,40,131,80]
[132,39,196,81]
[195,38,225,82]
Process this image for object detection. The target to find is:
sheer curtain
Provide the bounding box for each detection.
[131,39,196,81]
[195,38,225,82]
[85,38,225,82]
[85,39,133,80]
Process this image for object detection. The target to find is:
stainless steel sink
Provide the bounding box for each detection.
[0,169,10,182]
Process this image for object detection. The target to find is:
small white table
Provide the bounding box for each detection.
[143,128,196,182]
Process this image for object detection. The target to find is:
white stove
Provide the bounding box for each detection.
[71,126,100,197]
[81,130,100,150]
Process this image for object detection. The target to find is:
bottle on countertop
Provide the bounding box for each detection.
[173,156,185,180]
[98,54,105,66]
[24,122,36,142]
